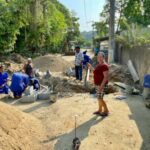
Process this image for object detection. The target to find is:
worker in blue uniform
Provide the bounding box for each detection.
[82,51,91,69]
[10,72,29,98]
[0,63,9,94]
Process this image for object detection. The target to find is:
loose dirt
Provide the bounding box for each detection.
[33,55,73,72]
[6,93,150,150]
[0,102,48,150]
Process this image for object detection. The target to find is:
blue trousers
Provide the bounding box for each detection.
[75,66,83,80]
[0,85,9,94]
[29,77,40,91]
[13,90,24,97]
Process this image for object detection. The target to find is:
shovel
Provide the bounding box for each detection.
[72,115,81,150]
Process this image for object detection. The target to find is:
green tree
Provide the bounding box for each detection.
[0,0,29,53]
[92,21,109,38]
[0,0,80,55]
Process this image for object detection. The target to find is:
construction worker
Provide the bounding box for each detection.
[23,58,40,90]
[74,46,84,80]
[87,52,109,116]
[82,50,91,69]
[23,58,33,77]
[29,77,40,91]
[0,63,9,94]
[10,72,29,98]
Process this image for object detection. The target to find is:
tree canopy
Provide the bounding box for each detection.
[0,0,80,55]
[92,0,150,46]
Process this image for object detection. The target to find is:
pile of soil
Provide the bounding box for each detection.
[0,53,25,74]
[33,55,73,72]
[4,61,23,74]
[0,102,47,150]
[10,53,26,64]
[40,75,91,95]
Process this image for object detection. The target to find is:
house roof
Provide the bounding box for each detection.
[94,36,109,42]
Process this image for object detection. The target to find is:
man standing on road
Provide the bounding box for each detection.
[75,46,84,81]
[87,52,109,116]
[82,50,91,69]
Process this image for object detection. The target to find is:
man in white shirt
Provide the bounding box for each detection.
[75,46,84,80]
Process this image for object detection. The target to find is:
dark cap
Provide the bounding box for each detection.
[83,50,87,54]
[75,46,80,49]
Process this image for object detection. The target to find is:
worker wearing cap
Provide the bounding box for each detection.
[82,50,91,69]
[75,46,84,80]
[0,63,9,94]
[23,58,40,91]
[23,58,33,77]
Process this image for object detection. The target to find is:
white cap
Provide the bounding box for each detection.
[28,58,32,61]
[0,62,4,68]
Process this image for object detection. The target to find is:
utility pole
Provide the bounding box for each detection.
[108,0,115,63]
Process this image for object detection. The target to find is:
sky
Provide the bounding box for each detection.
[58,0,106,32]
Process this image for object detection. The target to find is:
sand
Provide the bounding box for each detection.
[0,102,48,150]
[33,54,73,72]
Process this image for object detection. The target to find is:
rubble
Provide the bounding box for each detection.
[39,74,91,96]
[109,64,133,84]
[127,60,139,83]
[65,67,75,77]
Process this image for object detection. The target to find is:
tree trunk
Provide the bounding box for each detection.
[108,0,115,63]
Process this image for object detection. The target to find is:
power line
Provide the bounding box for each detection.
[83,0,87,23]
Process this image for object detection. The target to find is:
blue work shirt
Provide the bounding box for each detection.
[83,54,91,68]
[0,72,8,86]
[10,72,29,92]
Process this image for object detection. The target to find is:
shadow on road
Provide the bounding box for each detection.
[43,116,105,150]
[23,100,53,113]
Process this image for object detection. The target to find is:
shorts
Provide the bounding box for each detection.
[96,85,108,99]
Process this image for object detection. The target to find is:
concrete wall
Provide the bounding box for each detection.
[117,45,150,84]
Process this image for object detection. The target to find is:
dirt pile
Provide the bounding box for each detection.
[109,64,133,84]
[33,55,73,72]
[4,61,23,74]
[0,102,47,150]
[0,53,25,74]
[11,53,26,64]
[40,75,91,96]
